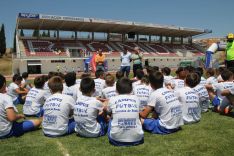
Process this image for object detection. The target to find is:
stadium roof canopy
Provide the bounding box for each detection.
[17,13,211,37]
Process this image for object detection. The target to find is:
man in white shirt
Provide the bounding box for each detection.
[42,76,76,137]
[120,47,132,78]
[74,77,107,137]
[0,74,41,139]
[23,76,46,117]
[107,77,144,146]
[140,71,183,134]
[175,73,201,124]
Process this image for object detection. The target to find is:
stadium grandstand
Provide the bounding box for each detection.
[13,13,211,74]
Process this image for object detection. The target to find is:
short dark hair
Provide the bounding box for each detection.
[185,73,200,88]
[34,76,46,89]
[176,67,186,80]
[136,69,144,80]
[196,67,204,76]
[149,71,164,89]
[185,66,195,73]
[153,66,159,72]
[116,71,124,80]
[221,69,233,81]
[48,71,55,79]
[0,74,6,89]
[146,66,154,75]
[48,76,63,93]
[95,70,104,78]
[80,77,95,95]
[13,74,22,82]
[105,74,115,86]
[206,68,215,76]
[116,77,132,94]
[141,75,149,85]
[80,73,91,79]
[22,72,29,79]
[64,72,76,87]
[161,67,171,76]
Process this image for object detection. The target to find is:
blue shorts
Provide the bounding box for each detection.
[143,118,180,135]
[108,120,144,146]
[212,96,221,107]
[44,118,75,137]
[0,121,35,139]
[120,66,130,74]
[25,107,44,118]
[97,115,108,137]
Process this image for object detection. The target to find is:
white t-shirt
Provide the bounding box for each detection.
[74,95,103,137]
[62,84,79,101]
[7,82,19,101]
[148,88,184,129]
[94,78,106,97]
[132,80,141,90]
[206,76,217,84]
[42,93,75,136]
[23,87,46,115]
[120,52,132,67]
[170,79,185,91]
[108,95,144,142]
[164,75,174,85]
[43,81,52,99]
[133,84,152,111]
[199,77,207,86]
[101,86,117,99]
[0,94,18,137]
[175,87,201,124]
[193,85,210,112]
[212,82,234,100]
[76,79,81,86]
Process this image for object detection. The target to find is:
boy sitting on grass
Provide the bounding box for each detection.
[42,76,76,137]
[107,77,144,146]
[7,74,28,105]
[206,69,234,113]
[101,74,117,100]
[0,74,41,139]
[23,76,46,117]
[140,71,183,134]
[175,73,201,124]
[74,77,107,138]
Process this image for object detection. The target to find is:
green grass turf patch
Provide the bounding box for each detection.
[1,105,234,156]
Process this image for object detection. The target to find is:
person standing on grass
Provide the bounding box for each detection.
[131,46,143,77]
[95,49,106,72]
[107,77,144,146]
[140,71,183,134]
[120,47,132,78]
[74,77,107,138]
[42,76,76,137]
[0,74,41,139]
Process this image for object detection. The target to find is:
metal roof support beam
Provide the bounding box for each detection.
[107,32,110,42]
[75,31,77,40]
[92,32,94,41]
[57,30,60,40]
[160,35,163,44]
[137,34,139,43]
[181,36,183,44]
[149,35,151,43]
[122,33,125,43]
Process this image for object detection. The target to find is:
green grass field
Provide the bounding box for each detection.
[1,105,234,156]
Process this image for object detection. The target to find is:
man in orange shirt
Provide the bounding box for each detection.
[95,49,106,71]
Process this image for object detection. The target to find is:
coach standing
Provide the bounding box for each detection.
[120,47,132,77]
[131,47,143,77]
[95,49,106,71]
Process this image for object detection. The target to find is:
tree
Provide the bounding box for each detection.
[20,29,24,36]
[53,31,57,38]
[0,24,6,56]
[47,30,50,37]
[32,29,39,37]
[13,29,16,54]
[42,31,46,37]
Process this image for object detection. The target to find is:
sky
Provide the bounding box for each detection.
[0,0,233,47]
